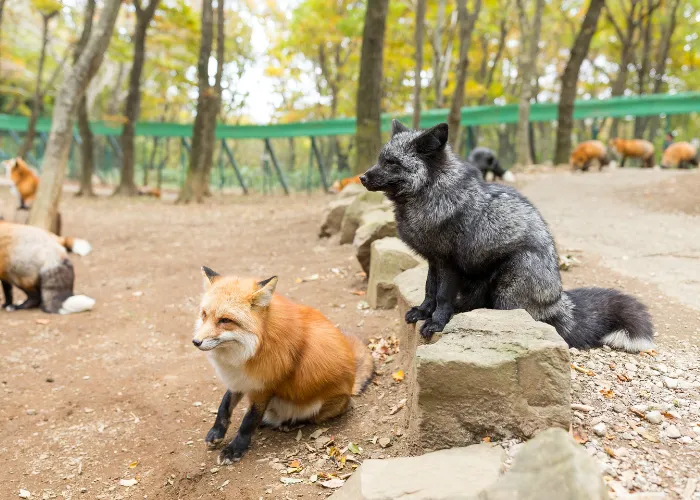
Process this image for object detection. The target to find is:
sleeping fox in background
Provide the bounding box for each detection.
[3,157,39,209]
[569,140,611,171]
[193,267,374,464]
[661,142,698,169]
[330,175,362,193]
[0,222,94,313]
[609,138,655,169]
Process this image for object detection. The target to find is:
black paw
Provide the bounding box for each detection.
[405,306,430,324]
[420,318,446,339]
[205,426,227,448]
[218,443,248,465]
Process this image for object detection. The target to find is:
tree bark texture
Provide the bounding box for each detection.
[553,0,605,165]
[353,0,390,175]
[412,0,426,129]
[447,0,482,150]
[28,0,122,231]
[75,0,97,197]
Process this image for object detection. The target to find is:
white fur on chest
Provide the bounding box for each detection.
[206,346,264,393]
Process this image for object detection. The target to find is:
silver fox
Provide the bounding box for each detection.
[360,120,654,352]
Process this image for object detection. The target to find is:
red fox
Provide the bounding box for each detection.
[661,142,698,169]
[193,267,374,464]
[330,175,362,193]
[609,138,655,168]
[569,140,610,171]
[0,221,94,313]
[3,157,40,209]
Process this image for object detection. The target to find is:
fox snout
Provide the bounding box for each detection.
[360,165,381,191]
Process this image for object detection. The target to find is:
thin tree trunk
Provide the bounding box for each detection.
[431,0,446,108]
[447,0,482,149]
[28,0,122,230]
[354,0,390,174]
[553,0,605,165]
[178,0,215,203]
[288,137,296,170]
[18,11,58,158]
[515,0,543,166]
[412,0,426,129]
[115,0,160,196]
[0,0,7,35]
[634,0,656,137]
[478,13,508,106]
[75,0,97,197]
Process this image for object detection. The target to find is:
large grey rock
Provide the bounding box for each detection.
[330,444,505,500]
[393,265,429,365]
[482,428,609,500]
[338,182,366,198]
[353,210,398,273]
[339,191,388,244]
[367,238,423,309]
[414,309,571,450]
[319,197,355,238]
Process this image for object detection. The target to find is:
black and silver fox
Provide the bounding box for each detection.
[359,120,654,352]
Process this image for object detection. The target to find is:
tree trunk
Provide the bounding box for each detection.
[412,0,426,129]
[515,0,543,166]
[75,0,96,197]
[177,0,216,203]
[431,0,447,108]
[553,0,605,165]
[446,0,482,150]
[28,0,122,231]
[288,137,296,170]
[18,11,58,159]
[634,0,657,137]
[115,0,160,196]
[353,0,390,175]
[0,0,7,36]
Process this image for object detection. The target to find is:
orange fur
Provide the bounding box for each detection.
[661,142,698,169]
[138,187,161,198]
[330,175,362,193]
[6,158,40,207]
[610,138,655,168]
[194,272,373,420]
[569,140,609,171]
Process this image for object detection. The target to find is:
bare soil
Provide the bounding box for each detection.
[1,168,698,499]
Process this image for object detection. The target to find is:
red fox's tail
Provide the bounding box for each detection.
[345,333,375,395]
[59,237,92,256]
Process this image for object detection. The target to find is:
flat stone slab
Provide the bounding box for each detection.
[338,183,366,198]
[367,237,423,309]
[329,443,505,500]
[482,428,609,500]
[339,191,388,244]
[353,210,398,273]
[319,197,355,238]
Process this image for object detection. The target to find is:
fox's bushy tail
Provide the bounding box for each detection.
[556,287,654,352]
[345,334,375,395]
[59,237,92,256]
[59,295,96,314]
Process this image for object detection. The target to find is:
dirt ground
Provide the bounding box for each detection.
[0,168,698,499]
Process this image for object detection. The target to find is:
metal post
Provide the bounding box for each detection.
[217,141,225,190]
[528,122,537,165]
[310,137,329,193]
[221,140,248,195]
[180,138,190,187]
[263,138,289,195]
[306,142,314,193]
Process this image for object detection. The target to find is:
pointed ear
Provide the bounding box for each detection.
[251,276,278,308]
[412,123,449,155]
[391,119,409,137]
[201,266,221,288]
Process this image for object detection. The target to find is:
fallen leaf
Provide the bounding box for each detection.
[573,430,589,444]
[661,411,675,420]
[280,477,303,485]
[570,364,595,376]
[389,398,407,415]
[309,428,328,440]
[639,349,657,357]
[295,430,302,441]
[351,290,366,296]
[348,442,362,455]
[641,431,659,443]
[119,479,138,487]
[316,436,332,448]
[604,447,616,458]
[600,388,614,399]
[617,373,631,382]
[630,408,646,418]
[482,436,492,443]
[391,370,405,382]
[319,478,345,489]
[219,480,230,489]
[128,461,139,468]
[289,460,301,468]
[35,319,49,325]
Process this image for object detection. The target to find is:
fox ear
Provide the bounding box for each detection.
[391,119,409,137]
[201,266,221,288]
[251,276,278,308]
[413,123,448,155]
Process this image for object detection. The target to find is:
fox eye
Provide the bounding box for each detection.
[218,318,235,326]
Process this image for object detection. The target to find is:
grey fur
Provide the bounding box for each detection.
[359,121,654,351]
[467,147,508,179]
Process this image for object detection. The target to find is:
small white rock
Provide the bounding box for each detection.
[665,425,681,439]
[624,363,637,372]
[592,423,607,436]
[663,377,678,389]
[645,411,663,424]
[679,436,693,444]
[19,490,31,499]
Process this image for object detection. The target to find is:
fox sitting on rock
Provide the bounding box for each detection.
[192,268,374,464]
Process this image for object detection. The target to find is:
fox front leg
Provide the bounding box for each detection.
[219,392,271,465]
[405,262,438,324]
[420,265,459,339]
[206,390,243,448]
[2,281,13,309]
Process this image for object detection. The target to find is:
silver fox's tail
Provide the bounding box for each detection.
[554,287,654,352]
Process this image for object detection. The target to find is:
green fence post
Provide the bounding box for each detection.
[263,138,290,195]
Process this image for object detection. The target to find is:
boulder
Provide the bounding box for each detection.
[329,444,505,500]
[413,309,571,450]
[482,428,609,500]
[367,238,422,309]
[393,265,429,365]
[338,182,366,198]
[339,191,388,244]
[319,197,355,238]
[353,210,398,273]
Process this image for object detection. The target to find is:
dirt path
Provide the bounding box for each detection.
[1,168,698,499]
